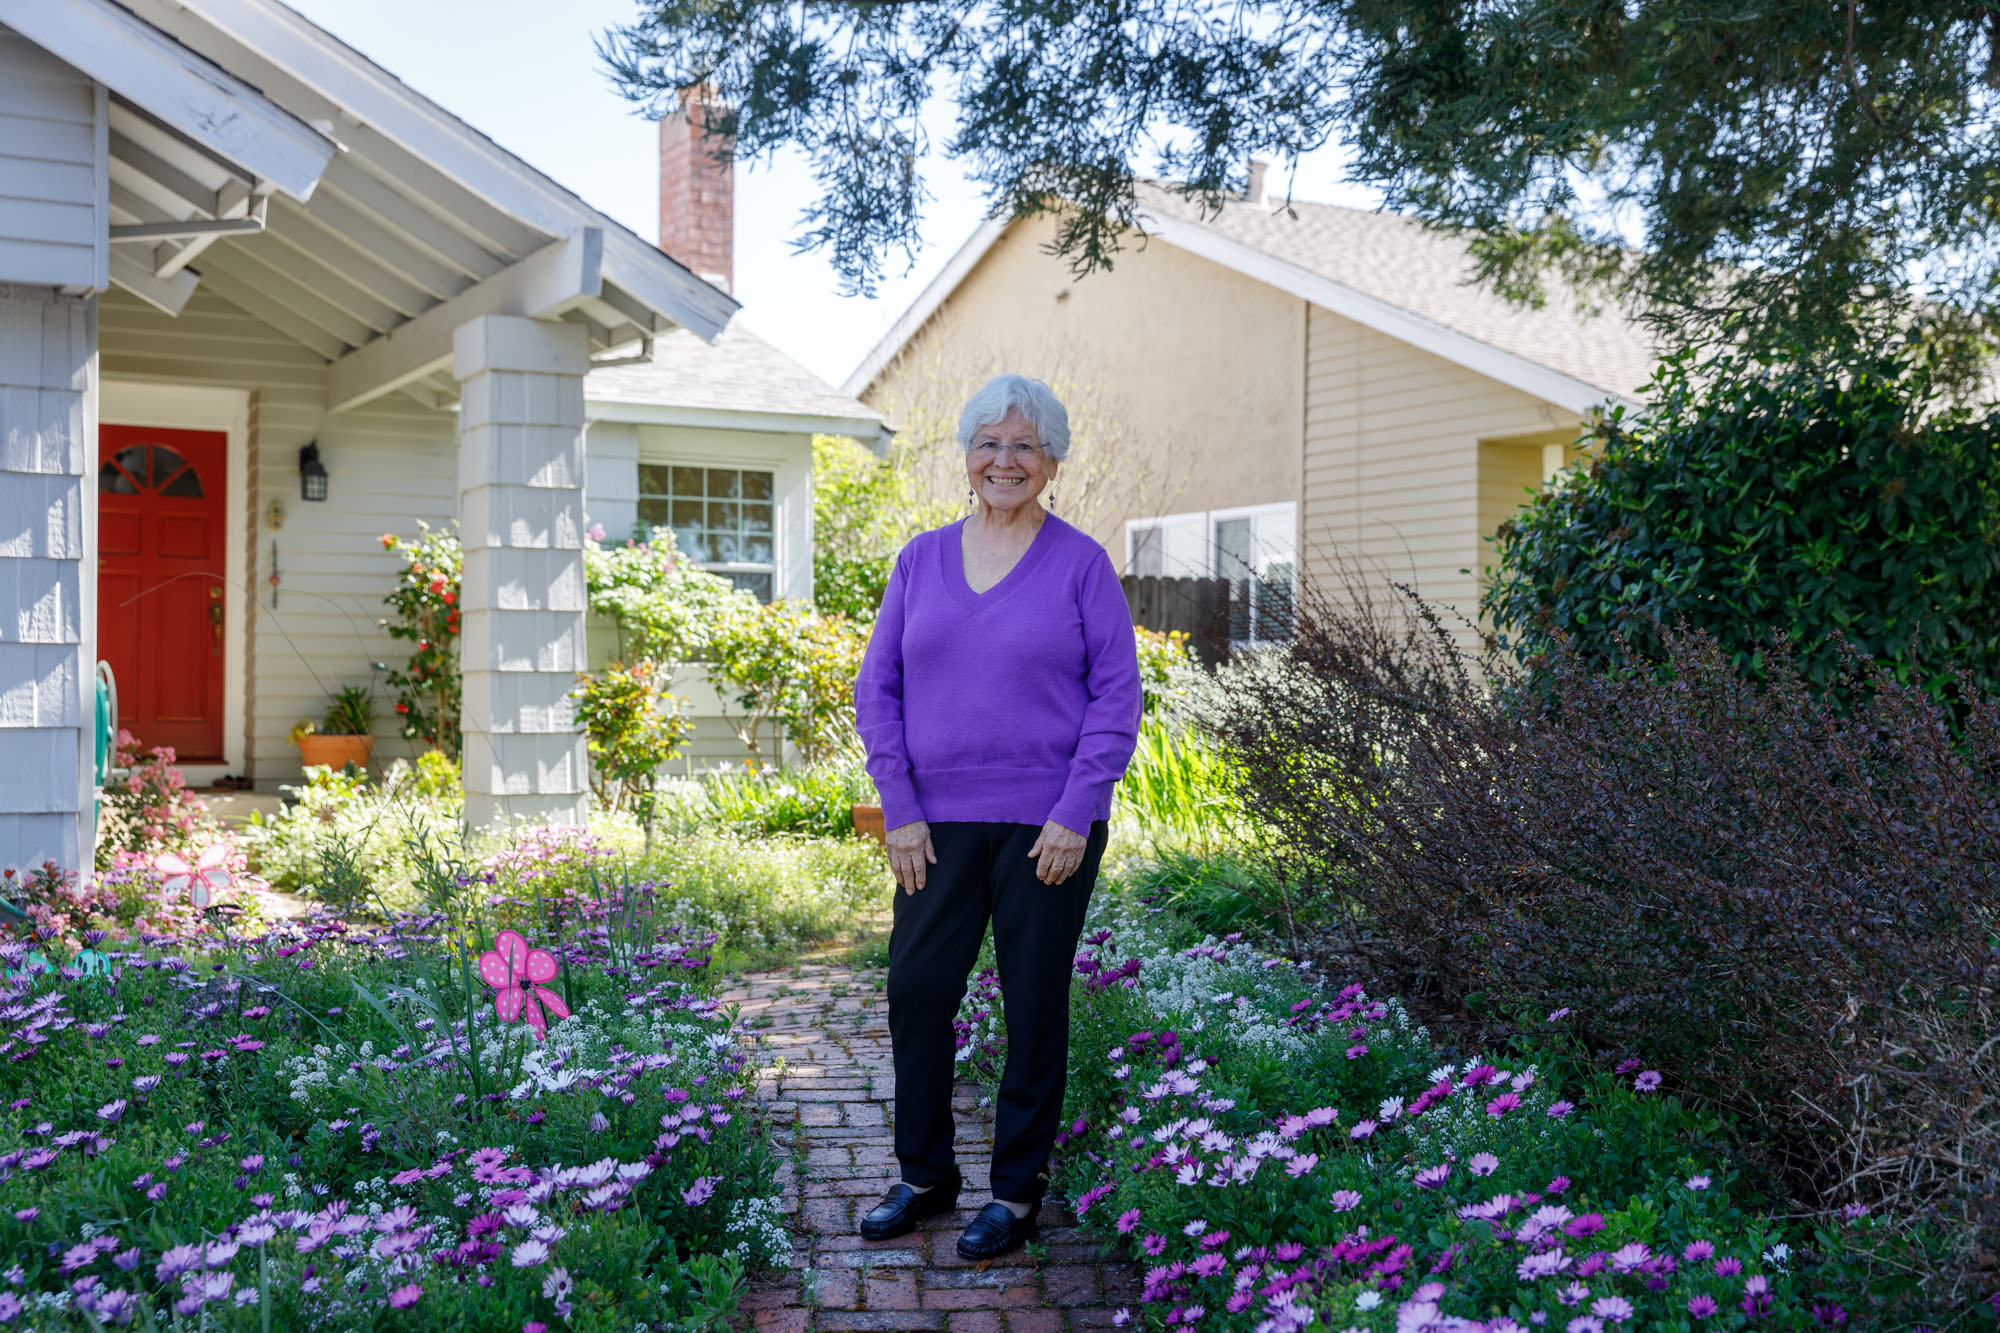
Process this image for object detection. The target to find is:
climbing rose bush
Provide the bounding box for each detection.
[379,523,462,761]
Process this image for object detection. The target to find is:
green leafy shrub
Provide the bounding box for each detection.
[811,433,953,620]
[243,754,463,906]
[378,523,462,759]
[1134,627,1192,712]
[571,660,694,830]
[585,533,744,663]
[706,598,869,766]
[1487,344,2000,700]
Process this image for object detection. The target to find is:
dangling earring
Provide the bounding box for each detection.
[1048,483,1058,513]
[966,487,975,511]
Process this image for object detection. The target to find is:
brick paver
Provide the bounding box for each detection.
[723,964,1142,1332]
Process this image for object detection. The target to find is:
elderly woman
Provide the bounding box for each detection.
[852,373,1142,1260]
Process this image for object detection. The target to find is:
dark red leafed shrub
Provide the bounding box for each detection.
[1209,572,2000,1296]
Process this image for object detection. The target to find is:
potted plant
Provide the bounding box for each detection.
[292,684,375,772]
[850,802,887,846]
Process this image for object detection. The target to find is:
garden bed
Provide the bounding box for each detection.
[956,873,1954,1331]
[0,886,788,1330]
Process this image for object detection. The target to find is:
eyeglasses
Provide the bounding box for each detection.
[970,441,1044,460]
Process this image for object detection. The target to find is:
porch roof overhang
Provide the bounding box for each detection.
[54,0,739,409]
[0,0,341,313]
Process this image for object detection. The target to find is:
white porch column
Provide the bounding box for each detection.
[453,315,589,830]
[0,289,96,872]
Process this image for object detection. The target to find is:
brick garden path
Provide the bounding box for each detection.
[720,963,1141,1332]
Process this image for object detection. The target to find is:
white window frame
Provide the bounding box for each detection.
[635,460,781,601]
[1125,508,1209,579]
[1124,501,1297,644]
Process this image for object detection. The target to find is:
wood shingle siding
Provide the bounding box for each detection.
[0,289,95,867]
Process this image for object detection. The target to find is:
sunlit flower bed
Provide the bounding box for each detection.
[961,900,1948,1332]
[0,889,784,1329]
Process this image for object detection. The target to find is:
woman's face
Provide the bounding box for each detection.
[965,407,1057,516]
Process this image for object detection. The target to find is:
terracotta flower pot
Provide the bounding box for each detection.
[851,803,886,846]
[297,734,374,772]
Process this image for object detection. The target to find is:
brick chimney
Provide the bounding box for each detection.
[658,86,734,292]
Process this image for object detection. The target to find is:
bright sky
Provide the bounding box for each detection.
[285,0,1379,390]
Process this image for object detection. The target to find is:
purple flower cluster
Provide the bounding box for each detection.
[1044,918,1880,1332]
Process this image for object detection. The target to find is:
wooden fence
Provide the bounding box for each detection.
[1120,574,1232,666]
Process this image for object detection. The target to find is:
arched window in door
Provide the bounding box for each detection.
[99,444,205,498]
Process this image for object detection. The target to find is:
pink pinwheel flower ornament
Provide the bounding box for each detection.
[477,930,570,1039]
[157,845,231,909]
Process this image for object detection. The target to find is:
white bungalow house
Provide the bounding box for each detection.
[0,0,880,874]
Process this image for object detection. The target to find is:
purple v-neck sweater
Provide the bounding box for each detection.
[855,515,1143,833]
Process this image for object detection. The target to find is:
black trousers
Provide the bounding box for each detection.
[885,819,1109,1205]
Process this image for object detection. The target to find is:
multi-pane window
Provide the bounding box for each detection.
[636,464,776,601]
[1126,503,1295,644]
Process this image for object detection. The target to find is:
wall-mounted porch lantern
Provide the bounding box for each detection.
[298,441,329,502]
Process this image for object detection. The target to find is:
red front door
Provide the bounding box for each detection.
[98,425,227,761]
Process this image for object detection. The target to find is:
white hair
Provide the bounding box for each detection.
[956,374,1071,462]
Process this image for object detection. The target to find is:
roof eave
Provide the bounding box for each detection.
[1135,208,1637,416]
[843,196,1639,417]
[840,215,1010,398]
[0,0,336,201]
[585,400,883,437]
[171,0,736,341]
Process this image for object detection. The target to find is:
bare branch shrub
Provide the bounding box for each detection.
[1208,558,2000,1295]
[869,326,1188,548]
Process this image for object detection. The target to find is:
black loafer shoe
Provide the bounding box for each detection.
[955,1201,1037,1260]
[859,1177,961,1240]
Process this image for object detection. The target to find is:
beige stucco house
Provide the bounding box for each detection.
[845,172,1659,646]
[0,0,878,873]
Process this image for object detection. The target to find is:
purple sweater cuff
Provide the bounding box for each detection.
[1048,787,1108,837]
[877,776,925,832]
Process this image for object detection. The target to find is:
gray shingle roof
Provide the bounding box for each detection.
[1134,182,1661,400]
[587,319,882,424]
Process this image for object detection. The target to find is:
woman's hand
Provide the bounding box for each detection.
[885,819,937,895]
[1028,820,1088,885]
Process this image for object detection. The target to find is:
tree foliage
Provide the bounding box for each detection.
[601,0,2000,374]
[810,434,952,621]
[1485,344,2000,701]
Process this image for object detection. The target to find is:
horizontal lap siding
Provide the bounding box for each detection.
[861,211,1306,557]
[0,28,103,291]
[100,287,457,789]
[103,287,781,790]
[1303,307,1575,648]
[242,383,456,785]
